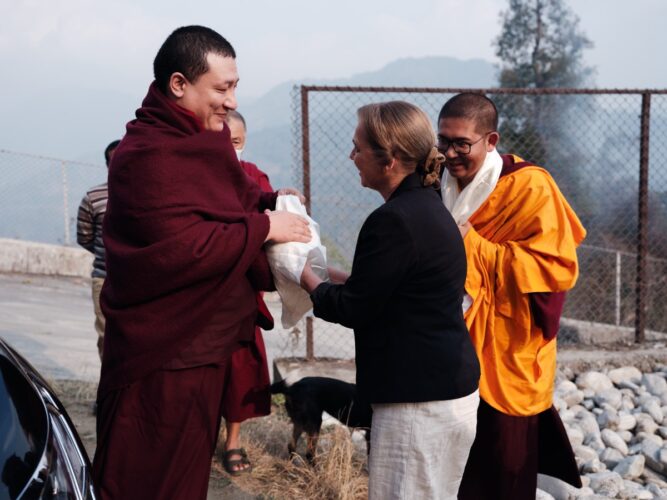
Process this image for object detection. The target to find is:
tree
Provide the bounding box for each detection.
[493,0,595,221]
[496,0,593,89]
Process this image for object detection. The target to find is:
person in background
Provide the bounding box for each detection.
[300,101,480,500]
[436,93,586,499]
[76,139,119,361]
[219,110,274,475]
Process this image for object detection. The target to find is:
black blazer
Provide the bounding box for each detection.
[311,172,480,404]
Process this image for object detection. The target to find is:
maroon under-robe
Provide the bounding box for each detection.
[222,161,275,422]
[93,82,276,499]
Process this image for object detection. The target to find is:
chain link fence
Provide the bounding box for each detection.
[0,149,106,245]
[290,86,667,360]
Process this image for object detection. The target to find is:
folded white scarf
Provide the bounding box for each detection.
[266,195,329,328]
[441,148,503,225]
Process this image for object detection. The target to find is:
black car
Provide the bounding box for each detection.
[0,337,96,499]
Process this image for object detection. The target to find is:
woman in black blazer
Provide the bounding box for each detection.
[300,101,480,499]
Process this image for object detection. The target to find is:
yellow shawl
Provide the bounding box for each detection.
[464,155,586,416]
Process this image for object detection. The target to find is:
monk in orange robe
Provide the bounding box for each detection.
[437,93,586,499]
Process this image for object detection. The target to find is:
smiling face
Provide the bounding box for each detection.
[170,52,239,131]
[350,123,386,192]
[437,116,498,189]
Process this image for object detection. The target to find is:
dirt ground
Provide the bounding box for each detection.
[51,341,667,499]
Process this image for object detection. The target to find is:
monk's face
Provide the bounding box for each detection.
[228,118,246,151]
[172,53,239,131]
[438,117,498,188]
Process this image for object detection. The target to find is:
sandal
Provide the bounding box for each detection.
[222,447,252,476]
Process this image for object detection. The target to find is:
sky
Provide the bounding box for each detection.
[1,0,666,158]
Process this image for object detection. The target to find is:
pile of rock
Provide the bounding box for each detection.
[541,365,667,499]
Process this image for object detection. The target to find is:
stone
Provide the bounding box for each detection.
[599,447,624,469]
[609,366,643,386]
[613,455,645,479]
[577,372,613,392]
[582,457,605,473]
[617,413,637,431]
[535,488,555,500]
[537,473,590,500]
[618,380,641,392]
[658,426,667,439]
[574,444,600,463]
[636,413,660,434]
[643,373,667,397]
[620,395,636,412]
[553,396,568,413]
[582,399,595,411]
[597,409,620,430]
[556,379,579,394]
[586,471,625,498]
[647,483,667,498]
[560,408,577,423]
[618,430,633,443]
[659,447,667,468]
[595,388,623,410]
[640,438,664,474]
[642,399,664,424]
[601,428,629,455]
[563,391,586,408]
[567,426,585,447]
[577,413,602,438]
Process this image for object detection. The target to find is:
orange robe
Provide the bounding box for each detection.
[463,155,586,416]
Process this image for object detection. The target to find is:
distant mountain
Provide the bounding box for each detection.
[242,56,496,188]
[242,56,496,131]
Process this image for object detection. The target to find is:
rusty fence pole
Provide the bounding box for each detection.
[300,86,315,361]
[635,93,651,343]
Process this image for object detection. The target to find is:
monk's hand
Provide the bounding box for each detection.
[264,210,311,243]
[300,262,323,292]
[459,221,472,239]
[277,187,306,205]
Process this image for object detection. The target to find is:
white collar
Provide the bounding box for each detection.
[442,148,503,225]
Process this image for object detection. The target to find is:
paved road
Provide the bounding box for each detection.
[0,272,354,382]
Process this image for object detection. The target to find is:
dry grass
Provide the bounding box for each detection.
[217,404,369,500]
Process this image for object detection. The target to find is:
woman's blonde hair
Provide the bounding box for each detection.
[356,101,444,188]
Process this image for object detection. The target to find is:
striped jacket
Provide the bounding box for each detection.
[76,182,108,278]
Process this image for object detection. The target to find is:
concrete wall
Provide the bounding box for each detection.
[0,238,92,278]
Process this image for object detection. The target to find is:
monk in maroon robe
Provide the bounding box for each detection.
[92,26,310,499]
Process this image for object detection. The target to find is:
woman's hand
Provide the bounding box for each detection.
[265,210,311,243]
[300,262,323,293]
[277,187,306,205]
[327,266,350,284]
[458,221,472,239]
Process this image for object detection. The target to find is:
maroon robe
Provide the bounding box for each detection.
[93,82,276,499]
[98,83,276,396]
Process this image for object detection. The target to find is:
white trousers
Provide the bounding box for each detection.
[368,390,479,500]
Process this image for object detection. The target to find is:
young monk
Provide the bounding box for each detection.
[436,93,586,499]
[219,110,274,475]
[92,26,310,499]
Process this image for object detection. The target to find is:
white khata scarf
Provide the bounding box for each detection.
[441,148,503,225]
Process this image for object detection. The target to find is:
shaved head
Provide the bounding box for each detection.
[438,93,498,134]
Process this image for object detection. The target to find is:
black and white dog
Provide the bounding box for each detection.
[270,376,373,462]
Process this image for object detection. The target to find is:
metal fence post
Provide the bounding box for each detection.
[635,93,651,343]
[300,85,315,361]
[61,160,71,245]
